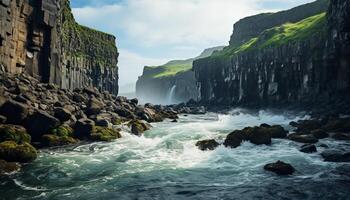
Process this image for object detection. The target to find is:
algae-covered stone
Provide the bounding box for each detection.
[0,141,37,163]
[51,125,74,137]
[90,126,121,142]
[0,159,21,175]
[41,134,78,147]
[0,124,31,143]
[128,120,151,136]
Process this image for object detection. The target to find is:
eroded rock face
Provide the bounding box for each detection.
[264,160,295,175]
[0,0,119,95]
[196,139,220,151]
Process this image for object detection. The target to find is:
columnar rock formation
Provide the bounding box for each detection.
[193,0,350,112]
[0,0,119,95]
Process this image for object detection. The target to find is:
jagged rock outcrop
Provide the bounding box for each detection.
[193,0,350,113]
[136,46,223,105]
[0,0,119,95]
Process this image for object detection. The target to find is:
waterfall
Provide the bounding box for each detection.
[167,85,177,105]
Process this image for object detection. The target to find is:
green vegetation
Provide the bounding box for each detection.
[0,125,31,144]
[51,125,74,137]
[211,12,326,59]
[0,141,37,163]
[90,126,121,142]
[41,135,78,147]
[149,61,193,78]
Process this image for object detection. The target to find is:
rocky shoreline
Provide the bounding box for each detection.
[0,70,204,175]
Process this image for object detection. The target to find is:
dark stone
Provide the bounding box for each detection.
[0,159,20,175]
[196,139,219,151]
[0,100,28,124]
[24,111,60,141]
[54,107,72,123]
[0,115,6,123]
[264,160,295,175]
[129,120,150,136]
[311,129,329,139]
[130,98,138,105]
[300,144,317,153]
[321,150,350,162]
[332,133,350,140]
[74,118,95,139]
[86,98,104,116]
[224,130,245,148]
[288,133,318,144]
[244,127,272,145]
[95,119,110,128]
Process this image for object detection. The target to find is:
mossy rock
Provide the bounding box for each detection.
[51,125,74,137]
[112,118,125,125]
[41,134,78,147]
[90,126,121,142]
[0,141,37,163]
[0,159,21,175]
[128,120,151,136]
[0,124,31,144]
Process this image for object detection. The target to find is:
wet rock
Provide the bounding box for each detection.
[224,130,245,148]
[196,139,219,151]
[311,129,329,139]
[0,115,6,123]
[90,126,121,142]
[264,161,295,175]
[0,141,37,163]
[265,125,288,139]
[321,150,350,162]
[0,124,31,143]
[74,118,95,139]
[41,135,78,147]
[323,117,350,132]
[24,111,60,141]
[54,107,73,123]
[0,100,28,124]
[0,159,20,175]
[244,127,272,145]
[129,120,151,136]
[332,133,350,140]
[288,133,318,144]
[86,98,104,116]
[51,125,74,137]
[300,144,317,153]
[130,98,138,105]
[295,120,322,132]
[171,119,178,123]
[95,119,111,128]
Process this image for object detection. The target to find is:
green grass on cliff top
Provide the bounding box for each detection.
[146,61,192,78]
[212,12,326,58]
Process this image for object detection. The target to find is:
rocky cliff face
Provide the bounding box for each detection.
[193,0,350,112]
[0,0,119,95]
[136,47,223,105]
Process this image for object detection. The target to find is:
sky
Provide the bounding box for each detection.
[70,0,315,93]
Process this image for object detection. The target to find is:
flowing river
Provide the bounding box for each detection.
[1,109,350,199]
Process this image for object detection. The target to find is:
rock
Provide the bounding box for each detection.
[244,127,272,145]
[171,119,178,123]
[0,100,28,124]
[0,141,37,163]
[332,133,350,140]
[115,107,136,119]
[129,120,151,136]
[86,98,104,116]
[196,139,220,151]
[24,111,60,141]
[90,126,121,142]
[0,159,20,175]
[41,135,78,147]
[73,93,87,103]
[264,161,295,175]
[0,115,6,123]
[265,125,288,138]
[321,150,350,162]
[311,129,329,139]
[54,108,73,123]
[295,120,322,132]
[130,98,138,105]
[300,144,317,153]
[323,117,350,132]
[74,118,95,139]
[0,124,31,143]
[51,125,74,137]
[95,119,111,128]
[288,133,318,144]
[224,130,245,148]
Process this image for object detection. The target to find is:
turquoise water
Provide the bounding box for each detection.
[1,109,350,200]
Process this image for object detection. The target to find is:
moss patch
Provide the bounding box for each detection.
[51,125,74,137]
[90,126,121,142]
[41,134,78,147]
[0,141,37,163]
[0,125,31,144]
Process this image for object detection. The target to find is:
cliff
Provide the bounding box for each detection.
[136,46,223,105]
[0,0,119,95]
[193,0,350,113]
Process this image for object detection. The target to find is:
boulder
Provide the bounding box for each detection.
[224,130,245,148]
[0,124,31,143]
[86,98,104,116]
[265,125,288,139]
[332,133,350,140]
[54,108,73,123]
[321,150,350,162]
[0,141,37,163]
[0,115,6,123]
[130,98,138,105]
[90,126,121,142]
[24,111,60,141]
[0,159,21,175]
[300,144,317,153]
[51,125,74,137]
[196,139,220,151]
[41,135,78,147]
[311,129,329,139]
[95,119,111,128]
[288,133,318,144]
[264,161,295,175]
[244,127,272,145]
[129,120,151,136]
[0,100,28,124]
[74,118,95,139]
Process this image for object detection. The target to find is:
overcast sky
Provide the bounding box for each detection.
[71,0,315,92]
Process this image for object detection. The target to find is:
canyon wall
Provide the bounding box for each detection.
[193,0,350,112]
[0,0,119,95]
